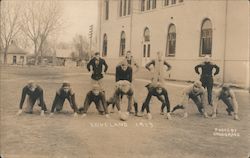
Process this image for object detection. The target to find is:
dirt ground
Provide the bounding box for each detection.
[0,65,249,158]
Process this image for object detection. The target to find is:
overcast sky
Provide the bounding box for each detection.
[59,0,98,43]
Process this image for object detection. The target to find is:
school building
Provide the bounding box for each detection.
[96,0,250,89]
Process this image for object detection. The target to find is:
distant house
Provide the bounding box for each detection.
[0,42,29,65]
[55,48,76,67]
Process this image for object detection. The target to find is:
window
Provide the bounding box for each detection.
[146,0,151,10]
[152,0,157,9]
[102,34,108,57]
[123,0,127,16]
[141,0,145,11]
[119,0,131,17]
[144,28,150,42]
[104,0,109,20]
[200,19,212,56]
[119,31,126,56]
[120,0,123,16]
[141,0,156,11]
[166,24,176,56]
[164,0,182,6]
[164,0,169,6]
[171,0,176,4]
[143,27,151,58]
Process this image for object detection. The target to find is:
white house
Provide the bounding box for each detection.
[97,0,250,88]
[0,42,28,65]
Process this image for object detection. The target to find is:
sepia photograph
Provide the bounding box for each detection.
[0,0,249,157]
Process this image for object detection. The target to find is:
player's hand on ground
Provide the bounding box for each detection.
[183,112,188,118]
[49,113,54,117]
[40,110,45,116]
[165,113,172,120]
[211,113,217,118]
[234,114,240,121]
[16,109,23,116]
[73,112,78,117]
[81,113,87,118]
[105,114,110,119]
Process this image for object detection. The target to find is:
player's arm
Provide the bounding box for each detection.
[194,64,202,75]
[163,61,172,71]
[50,91,61,114]
[213,64,220,76]
[17,87,27,115]
[145,60,154,71]
[115,66,120,82]
[19,87,27,110]
[129,68,132,83]
[103,59,108,73]
[86,59,93,72]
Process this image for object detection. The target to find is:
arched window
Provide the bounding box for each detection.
[102,34,108,57]
[166,24,176,56]
[119,31,126,56]
[200,19,212,56]
[143,27,150,57]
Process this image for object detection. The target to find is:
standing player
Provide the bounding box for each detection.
[79,84,110,118]
[17,80,47,116]
[124,51,139,73]
[139,82,172,120]
[87,52,108,90]
[145,51,171,86]
[195,55,220,106]
[171,81,208,118]
[211,84,239,120]
[50,82,78,117]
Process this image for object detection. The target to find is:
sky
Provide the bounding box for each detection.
[59,0,98,43]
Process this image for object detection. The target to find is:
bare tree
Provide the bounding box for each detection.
[20,0,63,65]
[72,34,90,61]
[0,0,22,64]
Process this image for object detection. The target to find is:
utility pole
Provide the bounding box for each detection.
[89,25,93,57]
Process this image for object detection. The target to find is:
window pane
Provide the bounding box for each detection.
[147,0,150,10]
[120,0,123,16]
[143,45,146,57]
[141,0,145,11]
[128,0,131,15]
[147,44,150,57]
[165,0,169,6]
[120,32,126,56]
[105,0,109,20]
[152,0,156,9]
[200,19,212,55]
[172,0,176,4]
[166,25,176,56]
[144,28,150,42]
[123,0,127,16]
[102,34,108,57]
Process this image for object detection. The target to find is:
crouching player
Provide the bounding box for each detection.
[211,84,239,120]
[50,82,78,117]
[107,80,138,117]
[79,84,110,118]
[138,82,171,120]
[17,80,48,116]
[171,81,208,118]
